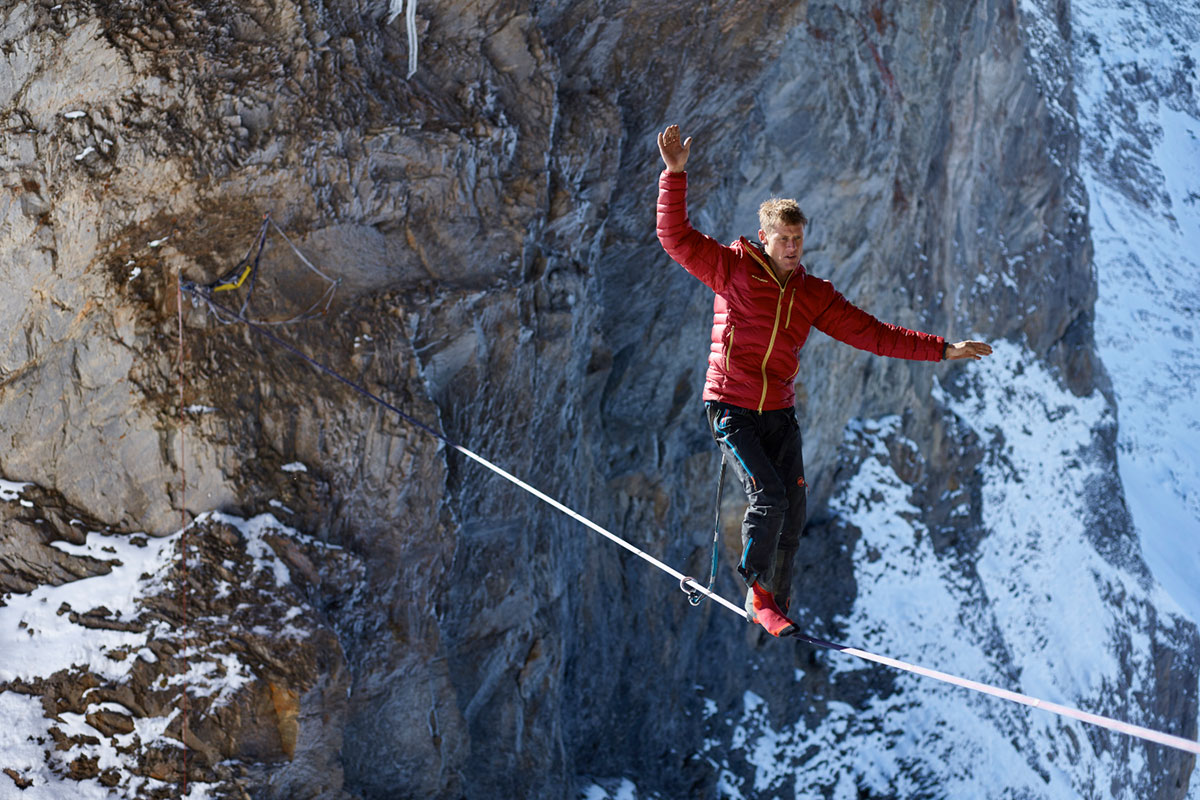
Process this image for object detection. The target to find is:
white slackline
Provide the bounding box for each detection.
[454,444,1200,757]
[190,284,1200,759]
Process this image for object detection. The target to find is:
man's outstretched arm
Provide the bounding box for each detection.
[809,282,993,363]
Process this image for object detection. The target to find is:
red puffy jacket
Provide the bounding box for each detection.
[656,170,944,412]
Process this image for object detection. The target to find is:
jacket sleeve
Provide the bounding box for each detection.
[656,170,739,293]
[809,277,945,361]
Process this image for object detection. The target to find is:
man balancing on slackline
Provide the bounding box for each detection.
[655,124,992,637]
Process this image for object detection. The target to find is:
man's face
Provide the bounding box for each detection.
[759,222,805,274]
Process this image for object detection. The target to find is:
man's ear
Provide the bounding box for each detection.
[758,228,767,244]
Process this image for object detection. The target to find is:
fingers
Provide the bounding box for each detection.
[658,125,691,172]
[661,124,682,147]
[965,340,993,358]
[947,340,993,361]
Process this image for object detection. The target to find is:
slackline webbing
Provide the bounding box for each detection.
[181,284,1200,757]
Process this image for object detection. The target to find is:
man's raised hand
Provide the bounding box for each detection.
[945,340,993,361]
[658,124,692,173]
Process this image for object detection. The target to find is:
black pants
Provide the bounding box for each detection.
[705,402,806,606]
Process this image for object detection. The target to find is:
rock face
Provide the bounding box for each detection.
[0,1,1196,799]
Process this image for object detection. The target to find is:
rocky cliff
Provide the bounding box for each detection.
[0,1,1196,798]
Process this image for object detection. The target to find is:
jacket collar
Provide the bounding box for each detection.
[739,238,802,288]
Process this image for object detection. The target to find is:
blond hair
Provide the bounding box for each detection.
[758,198,809,232]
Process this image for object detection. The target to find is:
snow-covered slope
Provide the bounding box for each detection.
[1070,3,1200,794]
[1070,0,1200,637]
[0,487,357,798]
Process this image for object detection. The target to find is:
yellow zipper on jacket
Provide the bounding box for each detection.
[744,244,796,412]
[725,325,735,371]
[757,290,785,412]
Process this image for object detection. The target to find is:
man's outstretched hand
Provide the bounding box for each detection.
[945,340,993,361]
[658,124,692,173]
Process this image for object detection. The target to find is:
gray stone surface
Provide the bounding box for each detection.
[0,1,1195,798]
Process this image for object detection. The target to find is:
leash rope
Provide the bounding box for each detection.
[684,454,726,607]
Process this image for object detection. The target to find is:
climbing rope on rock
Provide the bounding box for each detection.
[190,213,339,326]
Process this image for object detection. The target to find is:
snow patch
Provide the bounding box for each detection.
[0,509,321,797]
[0,479,30,502]
[577,777,654,800]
